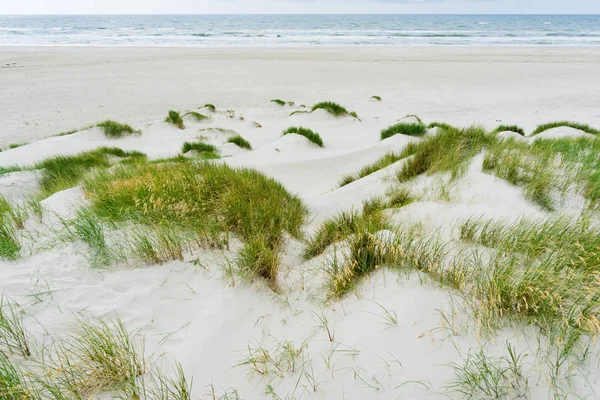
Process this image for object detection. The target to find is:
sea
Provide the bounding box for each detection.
[1,14,599,47]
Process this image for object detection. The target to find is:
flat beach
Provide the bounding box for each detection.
[2,46,600,144]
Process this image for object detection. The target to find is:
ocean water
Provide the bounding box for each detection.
[1,14,599,47]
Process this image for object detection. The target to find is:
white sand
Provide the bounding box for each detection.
[0,47,599,399]
[2,46,600,146]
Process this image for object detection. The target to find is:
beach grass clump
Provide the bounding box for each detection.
[371,95,382,101]
[96,120,139,138]
[311,102,359,119]
[180,141,219,156]
[531,121,600,136]
[302,198,388,260]
[7,143,27,150]
[339,152,404,187]
[283,126,324,147]
[387,187,416,208]
[483,136,600,210]
[0,353,35,400]
[83,162,308,286]
[447,345,528,399]
[227,135,252,150]
[482,140,555,210]
[493,124,525,136]
[184,111,210,122]
[397,125,495,182]
[270,99,286,106]
[380,122,426,140]
[44,316,144,398]
[0,219,20,260]
[165,111,185,130]
[202,103,216,112]
[0,295,31,357]
[456,216,600,346]
[35,147,146,197]
[427,122,455,131]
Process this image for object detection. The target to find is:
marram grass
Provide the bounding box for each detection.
[311,102,359,119]
[227,135,252,150]
[493,124,525,136]
[531,121,600,136]
[380,122,426,140]
[283,126,324,147]
[184,111,210,122]
[83,162,308,287]
[165,110,185,130]
[180,141,218,155]
[339,152,404,187]
[96,120,140,138]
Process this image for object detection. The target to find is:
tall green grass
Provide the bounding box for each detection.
[0,295,31,357]
[202,103,216,112]
[184,111,210,122]
[531,121,600,136]
[380,123,426,140]
[483,136,600,210]
[0,353,35,400]
[282,126,324,147]
[35,147,147,197]
[397,125,495,182]
[96,121,139,138]
[493,124,525,136]
[165,111,185,130]
[311,102,359,119]
[227,135,252,150]
[339,152,403,187]
[180,141,219,156]
[302,199,389,260]
[83,162,308,287]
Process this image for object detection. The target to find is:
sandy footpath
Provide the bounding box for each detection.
[1,46,600,146]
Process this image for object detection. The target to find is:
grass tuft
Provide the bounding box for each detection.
[180,141,219,156]
[282,126,324,147]
[96,120,139,138]
[380,122,426,140]
[397,125,495,182]
[227,135,252,150]
[35,147,147,197]
[202,103,216,112]
[0,353,35,400]
[493,124,525,136]
[531,121,600,136]
[0,295,31,357]
[302,199,388,260]
[427,122,454,131]
[270,99,286,106]
[165,111,185,130]
[371,95,382,101]
[311,102,358,119]
[83,162,308,287]
[184,111,210,122]
[339,152,403,187]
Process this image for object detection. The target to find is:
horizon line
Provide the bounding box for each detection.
[2,13,600,16]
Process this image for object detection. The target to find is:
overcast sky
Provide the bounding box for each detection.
[1,0,599,15]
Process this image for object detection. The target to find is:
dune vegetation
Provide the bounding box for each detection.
[4,103,600,399]
[83,162,308,287]
[184,111,210,122]
[311,102,359,119]
[532,121,600,136]
[380,122,426,140]
[180,141,219,157]
[493,124,525,136]
[283,126,324,147]
[165,110,185,129]
[96,120,140,138]
[227,135,252,150]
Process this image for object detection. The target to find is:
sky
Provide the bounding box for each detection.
[1,0,599,15]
